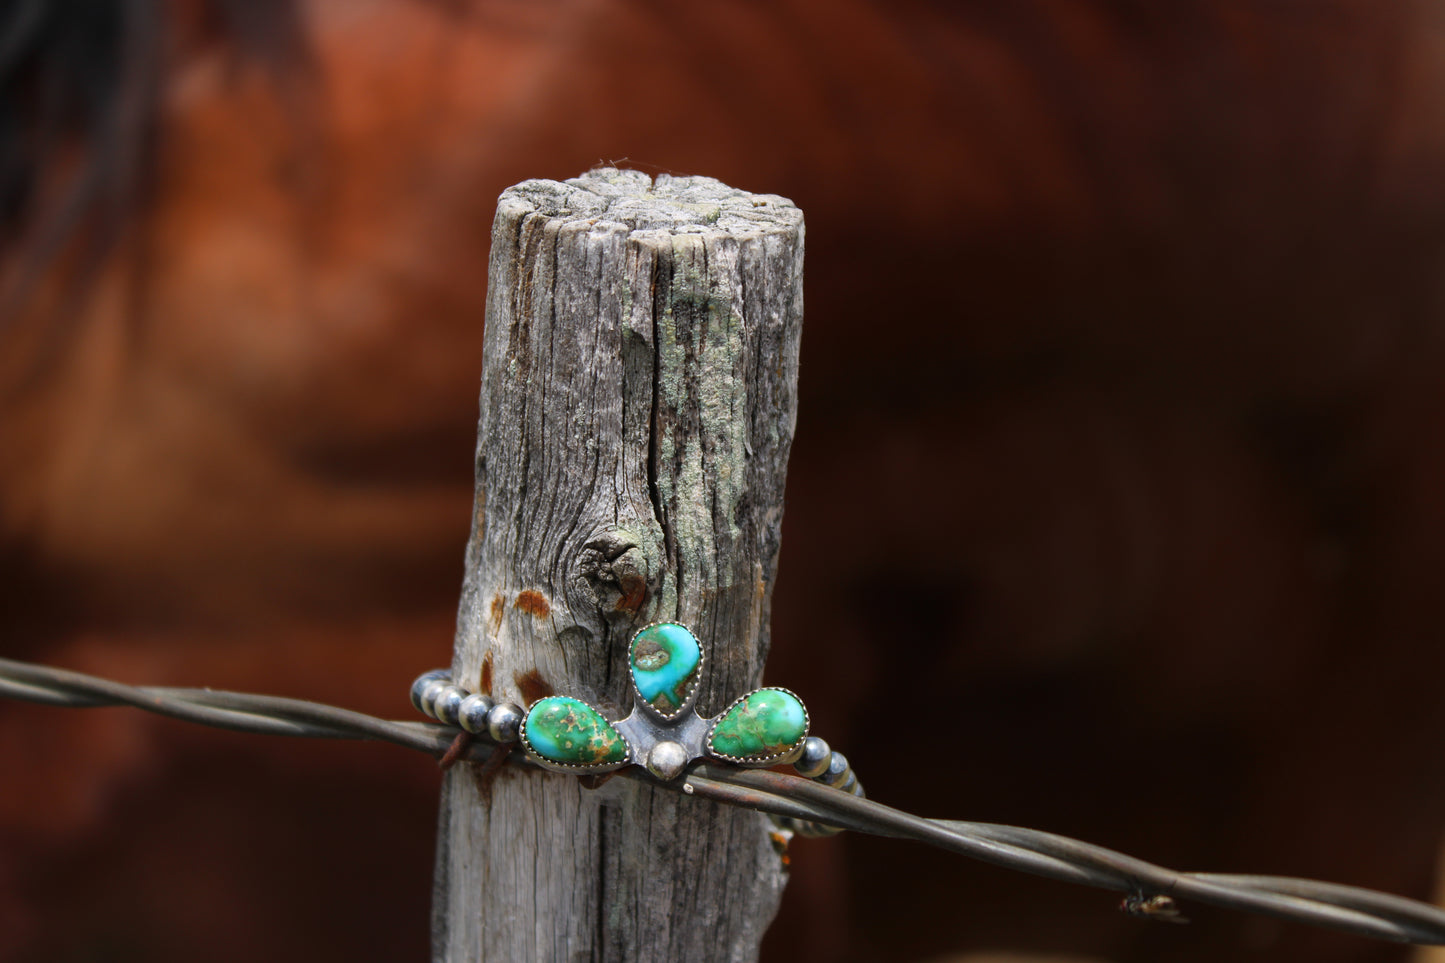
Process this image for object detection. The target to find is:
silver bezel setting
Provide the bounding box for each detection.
[628,621,705,722]
[704,686,810,766]
[518,697,635,775]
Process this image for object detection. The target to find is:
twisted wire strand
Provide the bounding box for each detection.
[2,657,1444,946]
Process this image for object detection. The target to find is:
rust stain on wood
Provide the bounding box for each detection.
[515,669,554,705]
[615,572,649,614]
[480,652,494,696]
[514,589,551,618]
[488,593,505,636]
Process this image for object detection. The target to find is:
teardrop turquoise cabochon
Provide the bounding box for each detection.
[707,687,808,763]
[522,696,629,770]
[629,622,702,716]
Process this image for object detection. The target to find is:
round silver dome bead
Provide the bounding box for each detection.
[410,670,450,715]
[794,737,832,778]
[645,741,690,781]
[458,693,495,734]
[434,686,467,726]
[486,702,523,743]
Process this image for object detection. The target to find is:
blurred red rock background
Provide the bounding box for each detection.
[3,2,1445,961]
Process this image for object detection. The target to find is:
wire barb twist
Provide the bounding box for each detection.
[2,655,1444,946]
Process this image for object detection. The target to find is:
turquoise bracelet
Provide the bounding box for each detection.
[411,622,863,836]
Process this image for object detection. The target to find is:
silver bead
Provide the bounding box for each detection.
[823,751,850,786]
[645,741,689,781]
[435,686,466,726]
[487,702,523,743]
[410,670,450,715]
[458,693,495,734]
[794,737,831,778]
[419,678,451,719]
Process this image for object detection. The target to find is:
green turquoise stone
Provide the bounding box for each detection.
[630,622,702,715]
[523,697,628,768]
[708,688,807,761]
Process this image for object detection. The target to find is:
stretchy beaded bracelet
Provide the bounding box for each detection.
[411,622,863,836]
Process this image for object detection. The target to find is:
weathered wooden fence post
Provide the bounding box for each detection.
[433,169,805,961]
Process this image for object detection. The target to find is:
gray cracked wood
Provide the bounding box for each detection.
[433,168,805,962]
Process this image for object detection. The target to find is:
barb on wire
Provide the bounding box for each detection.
[3,655,1444,946]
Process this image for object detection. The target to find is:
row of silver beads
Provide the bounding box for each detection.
[410,670,522,744]
[781,736,865,837]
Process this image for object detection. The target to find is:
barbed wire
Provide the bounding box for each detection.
[3,655,1444,946]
